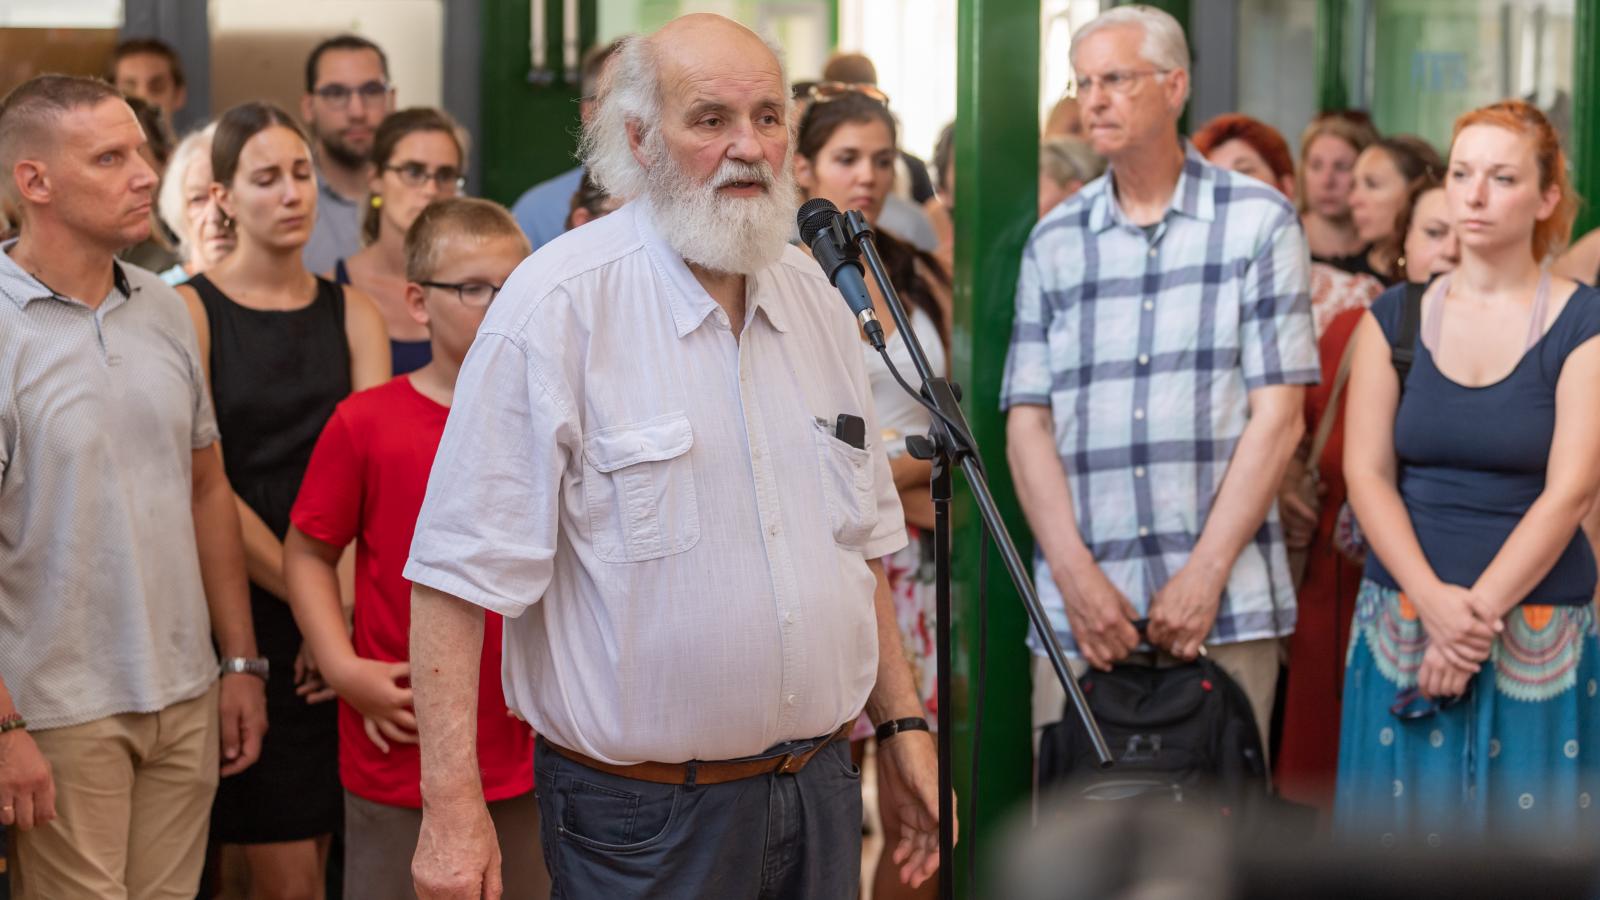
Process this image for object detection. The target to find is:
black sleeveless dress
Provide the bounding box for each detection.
[194,273,348,843]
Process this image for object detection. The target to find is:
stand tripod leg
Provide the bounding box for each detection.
[933,460,954,900]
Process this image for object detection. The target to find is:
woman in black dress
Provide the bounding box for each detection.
[179,102,389,898]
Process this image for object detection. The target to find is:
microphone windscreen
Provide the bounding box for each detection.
[797,197,840,246]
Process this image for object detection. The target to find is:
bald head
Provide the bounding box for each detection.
[651,13,781,81]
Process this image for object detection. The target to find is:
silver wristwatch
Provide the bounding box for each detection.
[220,656,270,681]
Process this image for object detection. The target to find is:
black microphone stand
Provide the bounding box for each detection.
[837,210,1113,899]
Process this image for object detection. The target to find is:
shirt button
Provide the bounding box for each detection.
[1134,408,1145,420]
[1134,466,1146,478]
[1147,247,1157,258]
[784,611,795,625]
[1137,353,1150,365]
[1138,526,1150,538]
[1144,300,1154,311]
[785,694,796,706]
[768,523,780,537]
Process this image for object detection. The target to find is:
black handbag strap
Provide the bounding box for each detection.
[1391,279,1430,390]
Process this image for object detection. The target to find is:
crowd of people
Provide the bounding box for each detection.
[1,4,1598,899]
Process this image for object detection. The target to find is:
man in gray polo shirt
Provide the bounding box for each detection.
[0,75,267,899]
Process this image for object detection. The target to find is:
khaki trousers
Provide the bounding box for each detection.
[342,789,549,900]
[11,682,219,900]
[1030,639,1280,763]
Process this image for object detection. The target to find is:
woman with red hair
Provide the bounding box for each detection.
[1337,100,1600,842]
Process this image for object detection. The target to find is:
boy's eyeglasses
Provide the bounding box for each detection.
[419,280,502,308]
[312,80,391,109]
[385,163,466,193]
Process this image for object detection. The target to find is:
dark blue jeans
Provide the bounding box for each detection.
[534,735,862,899]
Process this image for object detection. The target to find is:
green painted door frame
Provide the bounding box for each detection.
[1574,0,1600,236]
[950,0,1039,894]
[478,0,598,206]
[1315,0,1349,111]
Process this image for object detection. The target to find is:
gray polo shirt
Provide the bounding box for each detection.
[0,243,220,730]
[303,173,361,276]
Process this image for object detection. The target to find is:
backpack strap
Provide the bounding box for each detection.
[1390,279,1429,390]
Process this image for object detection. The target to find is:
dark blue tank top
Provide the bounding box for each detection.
[334,257,432,375]
[1364,281,1600,605]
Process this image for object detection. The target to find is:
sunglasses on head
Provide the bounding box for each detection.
[791,80,890,106]
[1389,682,1473,721]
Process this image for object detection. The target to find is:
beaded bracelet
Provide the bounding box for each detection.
[0,712,26,734]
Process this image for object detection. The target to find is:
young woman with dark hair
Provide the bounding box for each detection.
[178,100,390,898]
[332,107,467,374]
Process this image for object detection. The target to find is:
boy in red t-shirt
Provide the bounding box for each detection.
[283,198,543,899]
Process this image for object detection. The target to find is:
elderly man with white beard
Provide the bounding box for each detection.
[404,13,943,900]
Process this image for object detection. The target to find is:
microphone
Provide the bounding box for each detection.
[797,198,885,350]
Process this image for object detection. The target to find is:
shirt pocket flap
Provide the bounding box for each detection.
[583,413,694,473]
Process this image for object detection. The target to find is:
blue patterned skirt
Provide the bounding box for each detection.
[1335,579,1600,846]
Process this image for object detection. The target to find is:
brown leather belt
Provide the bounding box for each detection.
[544,722,855,786]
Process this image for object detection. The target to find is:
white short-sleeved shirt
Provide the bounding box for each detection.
[405,201,907,765]
[0,246,220,730]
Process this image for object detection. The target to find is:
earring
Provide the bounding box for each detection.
[371,195,383,210]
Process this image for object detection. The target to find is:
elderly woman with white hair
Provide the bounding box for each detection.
[1038,135,1104,218]
[155,124,234,285]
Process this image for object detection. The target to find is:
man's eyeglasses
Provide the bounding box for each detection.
[419,280,502,308]
[385,162,466,193]
[1073,68,1169,97]
[312,80,391,109]
[791,80,890,106]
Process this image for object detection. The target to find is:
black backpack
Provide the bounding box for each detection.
[1391,278,1429,389]
[1037,628,1268,820]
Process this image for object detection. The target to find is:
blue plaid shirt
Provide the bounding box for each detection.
[1001,145,1318,656]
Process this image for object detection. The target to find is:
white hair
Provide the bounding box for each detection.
[1070,5,1191,102]
[579,28,792,203]
[157,123,216,254]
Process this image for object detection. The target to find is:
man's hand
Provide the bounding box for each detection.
[1146,560,1227,661]
[414,799,503,900]
[876,730,949,889]
[328,658,417,753]
[1058,563,1141,672]
[219,673,268,776]
[0,729,55,830]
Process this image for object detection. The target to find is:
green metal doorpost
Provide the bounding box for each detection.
[1574,0,1600,236]
[1315,0,1349,112]
[478,0,599,205]
[951,0,1039,895]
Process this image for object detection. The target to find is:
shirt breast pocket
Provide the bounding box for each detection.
[811,419,878,549]
[582,412,701,563]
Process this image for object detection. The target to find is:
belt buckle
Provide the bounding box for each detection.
[776,750,803,774]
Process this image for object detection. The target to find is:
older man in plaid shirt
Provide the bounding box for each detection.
[1005,5,1317,754]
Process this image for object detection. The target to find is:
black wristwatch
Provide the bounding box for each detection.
[875,716,931,743]
[220,657,270,681]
